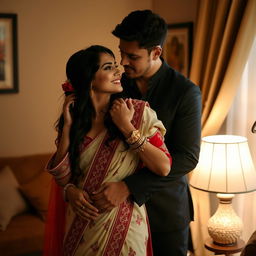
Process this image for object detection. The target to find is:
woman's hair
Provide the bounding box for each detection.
[55,45,124,183]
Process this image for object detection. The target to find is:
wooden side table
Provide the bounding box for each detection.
[204,237,245,255]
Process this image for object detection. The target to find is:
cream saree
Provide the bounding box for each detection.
[46,100,166,256]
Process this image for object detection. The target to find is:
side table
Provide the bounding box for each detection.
[204,237,245,255]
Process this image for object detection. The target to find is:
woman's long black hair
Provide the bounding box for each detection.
[55,45,124,183]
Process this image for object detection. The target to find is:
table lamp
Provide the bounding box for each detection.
[190,135,256,246]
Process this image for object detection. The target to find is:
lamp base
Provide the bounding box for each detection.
[205,237,245,254]
[207,194,243,245]
[213,240,236,247]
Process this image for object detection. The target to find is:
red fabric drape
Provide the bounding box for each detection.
[43,179,66,256]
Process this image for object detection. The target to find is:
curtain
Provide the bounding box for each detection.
[189,0,256,255]
[225,36,256,247]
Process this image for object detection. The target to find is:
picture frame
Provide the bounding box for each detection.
[0,13,18,93]
[163,22,193,77]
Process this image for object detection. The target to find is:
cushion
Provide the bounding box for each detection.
[0,153,52,185]
[0,166,28,231]
[19,171,52,220]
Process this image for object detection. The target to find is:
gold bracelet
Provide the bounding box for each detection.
[126,130,141,145]
[134,137,148,152]
[63,183,76,202]
[129,136,144,149]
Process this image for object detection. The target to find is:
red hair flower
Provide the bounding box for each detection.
[62,81,74,92]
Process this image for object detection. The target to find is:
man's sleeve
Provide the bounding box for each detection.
[124,85,202,206]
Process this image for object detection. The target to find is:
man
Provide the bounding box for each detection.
[92,10,202,256]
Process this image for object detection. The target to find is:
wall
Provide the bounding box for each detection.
[153,0,198,24]
[0,0,151,156]
[0,0,198,157]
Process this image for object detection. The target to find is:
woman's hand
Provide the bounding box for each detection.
[63,94,75,127]
[66,185,99,221]
[110,98,135,137]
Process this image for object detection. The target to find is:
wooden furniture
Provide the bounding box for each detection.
[204,237,245,255]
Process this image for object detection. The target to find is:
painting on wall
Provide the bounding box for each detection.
[0,13,18,93]
[163,22,193,78]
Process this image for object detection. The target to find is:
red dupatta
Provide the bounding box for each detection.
[43,178,67,256]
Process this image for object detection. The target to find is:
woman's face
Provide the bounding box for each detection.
[91,53,122,94]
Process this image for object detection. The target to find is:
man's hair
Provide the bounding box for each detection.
[112,10,168,49]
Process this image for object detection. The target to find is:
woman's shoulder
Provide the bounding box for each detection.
[130,99,150,108]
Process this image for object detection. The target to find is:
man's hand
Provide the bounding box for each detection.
[91,181,131,212]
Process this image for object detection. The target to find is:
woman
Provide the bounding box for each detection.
[44,45,171,256]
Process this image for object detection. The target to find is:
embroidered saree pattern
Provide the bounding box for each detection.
[102,201,134,256]
[45,99,169,256]
[63,136,120,255]
[64,100,146,256]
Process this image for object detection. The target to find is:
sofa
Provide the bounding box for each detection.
[0,153,52,256]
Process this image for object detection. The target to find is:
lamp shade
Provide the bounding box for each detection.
[190,135,256,194]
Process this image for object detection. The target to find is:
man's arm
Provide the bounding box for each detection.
[124,85,202,205]
[92,85,201,209]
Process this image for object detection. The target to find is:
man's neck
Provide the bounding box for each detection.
[136,58,162,95]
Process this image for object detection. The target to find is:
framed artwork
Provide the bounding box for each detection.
[163,22,193,77]
[0,13,18,93]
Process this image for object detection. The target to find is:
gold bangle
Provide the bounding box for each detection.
[130,136,144,149]
[134,137,148,152]
[63,183,76,202]
[126,130,141,145]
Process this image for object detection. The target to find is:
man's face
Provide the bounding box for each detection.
[119,39,154,79]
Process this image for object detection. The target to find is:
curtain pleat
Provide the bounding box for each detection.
[188,0,256,255]
[202,0,256,136]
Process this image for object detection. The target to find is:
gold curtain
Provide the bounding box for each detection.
[189,0,256,255]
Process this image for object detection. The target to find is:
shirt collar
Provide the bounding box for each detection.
[148,57,168,87]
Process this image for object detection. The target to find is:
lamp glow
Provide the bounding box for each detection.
[190,135,256,245]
